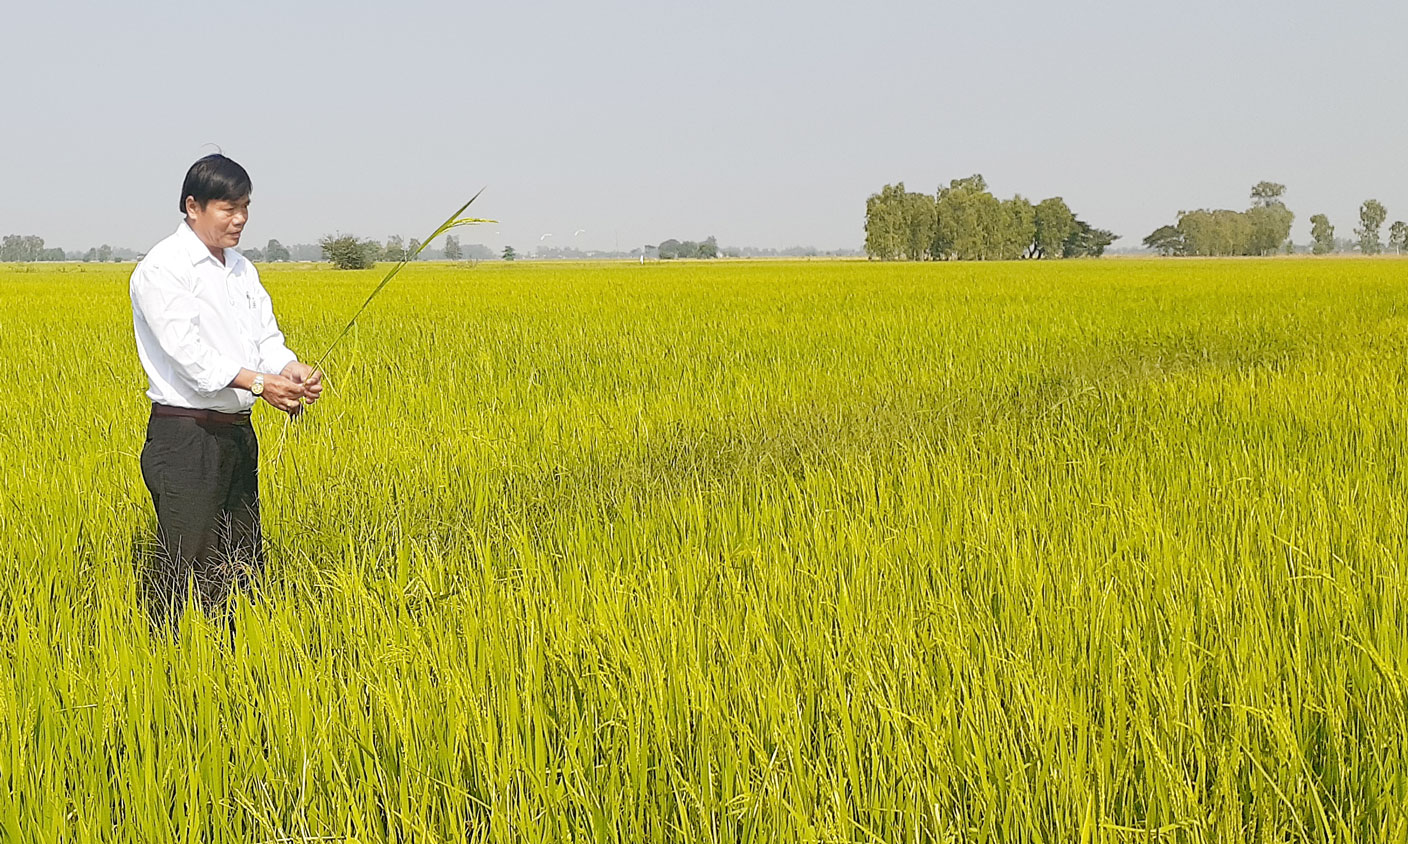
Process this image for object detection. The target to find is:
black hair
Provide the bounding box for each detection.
[179,154,252,214]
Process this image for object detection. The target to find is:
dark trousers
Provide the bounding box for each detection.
[139,407,264,624]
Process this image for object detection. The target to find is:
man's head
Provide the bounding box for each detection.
[181,154,251,252]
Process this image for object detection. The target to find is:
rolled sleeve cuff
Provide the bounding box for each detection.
[263,348,299,377]
[195,356,245,397]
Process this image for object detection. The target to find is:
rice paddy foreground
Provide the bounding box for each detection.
[0,257,1405,842]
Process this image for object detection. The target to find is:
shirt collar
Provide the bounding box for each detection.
[175,220,242,270]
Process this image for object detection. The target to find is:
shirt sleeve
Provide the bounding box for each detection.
[130,262,243,396]
[251,273,298,375]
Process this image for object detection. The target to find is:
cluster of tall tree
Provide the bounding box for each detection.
[864,176,1116,261]
[1143,183,1295,256]
[378,235,424,262]
[373,234,483,261]
[319,233,491,269]
[234,239,291,262]
[1,235,65,262]
[657,236,719,259]
[1145,185,1408,256]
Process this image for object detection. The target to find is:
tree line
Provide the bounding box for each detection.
[319,234,498,269]
[1,233,305,263]
[1,235,68,262]
[864,176,1117,261]
[1143,182,1295,256]
[0,232,497,266]
[657,237,719,260]
[1143,183,1408,256]
[235,239,292,262]
[3,236,135,262]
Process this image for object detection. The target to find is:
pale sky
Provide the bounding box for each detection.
[2,0,1406,253]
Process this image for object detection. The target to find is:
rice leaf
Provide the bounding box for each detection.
[309,189,493,377]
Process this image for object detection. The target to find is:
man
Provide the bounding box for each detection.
[131,153,323,623]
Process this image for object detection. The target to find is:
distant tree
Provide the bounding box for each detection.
[1250,181,1288,208]
[1062,220,1118,257]
[501,245,516,261]
[868,177,1110,261]
[443,234,462,261]
[657,239,682,260]
[1357,200,1387,254]
[1243,181,1293,254]
[241,245,265,261]
[39,247,65,261]
[1246,203,1294,255]
[974,200,1008,259]
[998,196,1035,260]
[901,190,936,260]
[1143,225,1184,256]
[934,174,1002,260]
[383,235,406,263]
[408,238,422,259]
[698,236,719,259]
[1,234,46,262]
[265,239,290,262]
[1172,211,1210,256]
[319,234,378,270]
[1176,209,1251,256]
[1142,184,1291,257]
[1032,197,1077,259]
[1309,214,1335,254]
[864,183,907,260]
[1390,221,1408,255]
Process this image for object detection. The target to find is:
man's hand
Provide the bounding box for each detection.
[281,361,325,408]
[259,374,308,415]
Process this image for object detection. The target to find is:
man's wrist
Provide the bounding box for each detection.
[229,368,271,393]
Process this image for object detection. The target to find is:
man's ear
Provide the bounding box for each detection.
[184,195,199,218]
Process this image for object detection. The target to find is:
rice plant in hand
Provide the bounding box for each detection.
[309,189,494,381]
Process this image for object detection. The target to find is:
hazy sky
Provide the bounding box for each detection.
[3,0,1406,253]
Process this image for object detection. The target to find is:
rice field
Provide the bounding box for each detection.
[1,256,1406,842]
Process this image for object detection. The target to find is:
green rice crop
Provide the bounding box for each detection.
[0,257,1405,842]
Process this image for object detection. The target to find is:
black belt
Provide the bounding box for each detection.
[151,404,252,426]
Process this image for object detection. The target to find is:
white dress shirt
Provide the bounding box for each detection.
[130,221,298,413]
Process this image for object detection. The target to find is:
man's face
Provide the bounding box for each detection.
[186,195,250,251]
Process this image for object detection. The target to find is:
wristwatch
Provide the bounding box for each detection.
[251,374,265,397]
